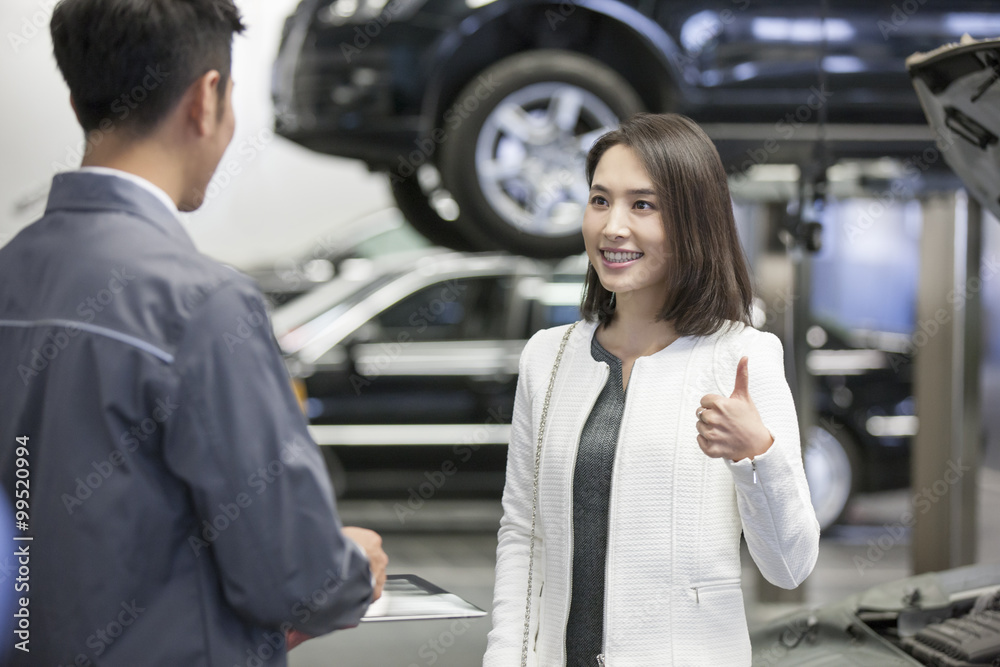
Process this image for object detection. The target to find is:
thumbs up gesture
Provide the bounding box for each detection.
[696,356,774,463]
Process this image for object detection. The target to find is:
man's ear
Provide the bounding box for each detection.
[187,69,222,136]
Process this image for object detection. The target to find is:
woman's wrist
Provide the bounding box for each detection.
[730,429,774,463]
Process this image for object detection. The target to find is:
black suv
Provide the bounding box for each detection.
[272,0,999,257]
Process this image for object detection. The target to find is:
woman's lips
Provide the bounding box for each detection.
[601,249,643,267]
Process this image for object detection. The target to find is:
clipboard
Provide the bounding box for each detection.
[360,574,487,622]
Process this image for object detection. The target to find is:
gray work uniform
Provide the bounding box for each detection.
[0,171,372,666]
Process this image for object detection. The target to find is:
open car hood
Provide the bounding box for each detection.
[749,562,1000,666]
[908,35,1000,221]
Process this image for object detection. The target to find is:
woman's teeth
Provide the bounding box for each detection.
[603,250,643,263]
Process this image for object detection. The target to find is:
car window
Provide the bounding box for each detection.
[353,276,514,343]
[522,276,585,333]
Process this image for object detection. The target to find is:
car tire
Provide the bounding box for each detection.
[803,422,861,530]
[440,50,645,258]
[388,170,492,252]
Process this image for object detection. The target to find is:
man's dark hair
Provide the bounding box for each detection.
[580,113,754,337]
[51,0,246,135]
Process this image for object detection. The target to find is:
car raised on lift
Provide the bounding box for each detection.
[271,0,999,257]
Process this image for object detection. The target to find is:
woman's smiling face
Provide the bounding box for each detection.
[583,143,671,304]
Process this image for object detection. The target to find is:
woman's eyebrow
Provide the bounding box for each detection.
[590,183,657,196]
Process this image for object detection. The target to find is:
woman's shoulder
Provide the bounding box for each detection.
[523,319,593,354]
[709,319,776,347]
[709,320,782,371]
[520,319,595,369]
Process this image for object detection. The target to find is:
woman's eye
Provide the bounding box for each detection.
[634,200,655,210]
[590,195,608,206]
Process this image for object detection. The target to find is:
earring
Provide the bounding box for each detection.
[608,292,616,309]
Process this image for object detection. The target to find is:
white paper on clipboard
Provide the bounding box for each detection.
[360,574,487,622]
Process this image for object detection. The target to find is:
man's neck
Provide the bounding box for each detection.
[81,143,185,209]
[77,163,181,216]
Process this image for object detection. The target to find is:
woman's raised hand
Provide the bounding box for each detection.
[695,356,774,463]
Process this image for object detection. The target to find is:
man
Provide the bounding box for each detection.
[0,1,387,664]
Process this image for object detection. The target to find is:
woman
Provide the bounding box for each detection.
[484,113,819,667]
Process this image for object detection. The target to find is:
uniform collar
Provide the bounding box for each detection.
[46,170,196,250]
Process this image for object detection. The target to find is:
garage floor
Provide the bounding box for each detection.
[287,462,1000,667]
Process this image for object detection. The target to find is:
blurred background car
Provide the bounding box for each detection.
[269,249,917,529]
[243,206,434,305]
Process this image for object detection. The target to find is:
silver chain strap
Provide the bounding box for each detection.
[521,321,578,667]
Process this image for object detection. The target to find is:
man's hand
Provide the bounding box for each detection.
[285,628,312,651]
[285,526,389,651]
[342,526,388,601]
[284,526,388,652]
[696,356,774,462]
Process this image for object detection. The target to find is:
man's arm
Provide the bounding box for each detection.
[164,280,382,635]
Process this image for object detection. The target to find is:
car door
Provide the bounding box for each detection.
[303,274,522,442]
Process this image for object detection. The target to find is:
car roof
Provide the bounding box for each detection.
[273,250,573,360]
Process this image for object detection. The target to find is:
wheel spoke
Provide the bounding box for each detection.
[548,86,585,134]
[493,103,537,144]
[479,157,523,182]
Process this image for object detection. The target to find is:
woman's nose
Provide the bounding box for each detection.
[604,204,630,239]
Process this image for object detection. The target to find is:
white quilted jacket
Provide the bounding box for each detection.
[484,319,820,666]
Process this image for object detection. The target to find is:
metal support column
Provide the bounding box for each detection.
[911,192,981,573]
[755,195,816,604]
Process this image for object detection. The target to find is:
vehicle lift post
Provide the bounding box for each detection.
[755,171,824,605]
[911,192,982,572]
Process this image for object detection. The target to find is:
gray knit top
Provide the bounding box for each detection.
[565,331,627,666]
